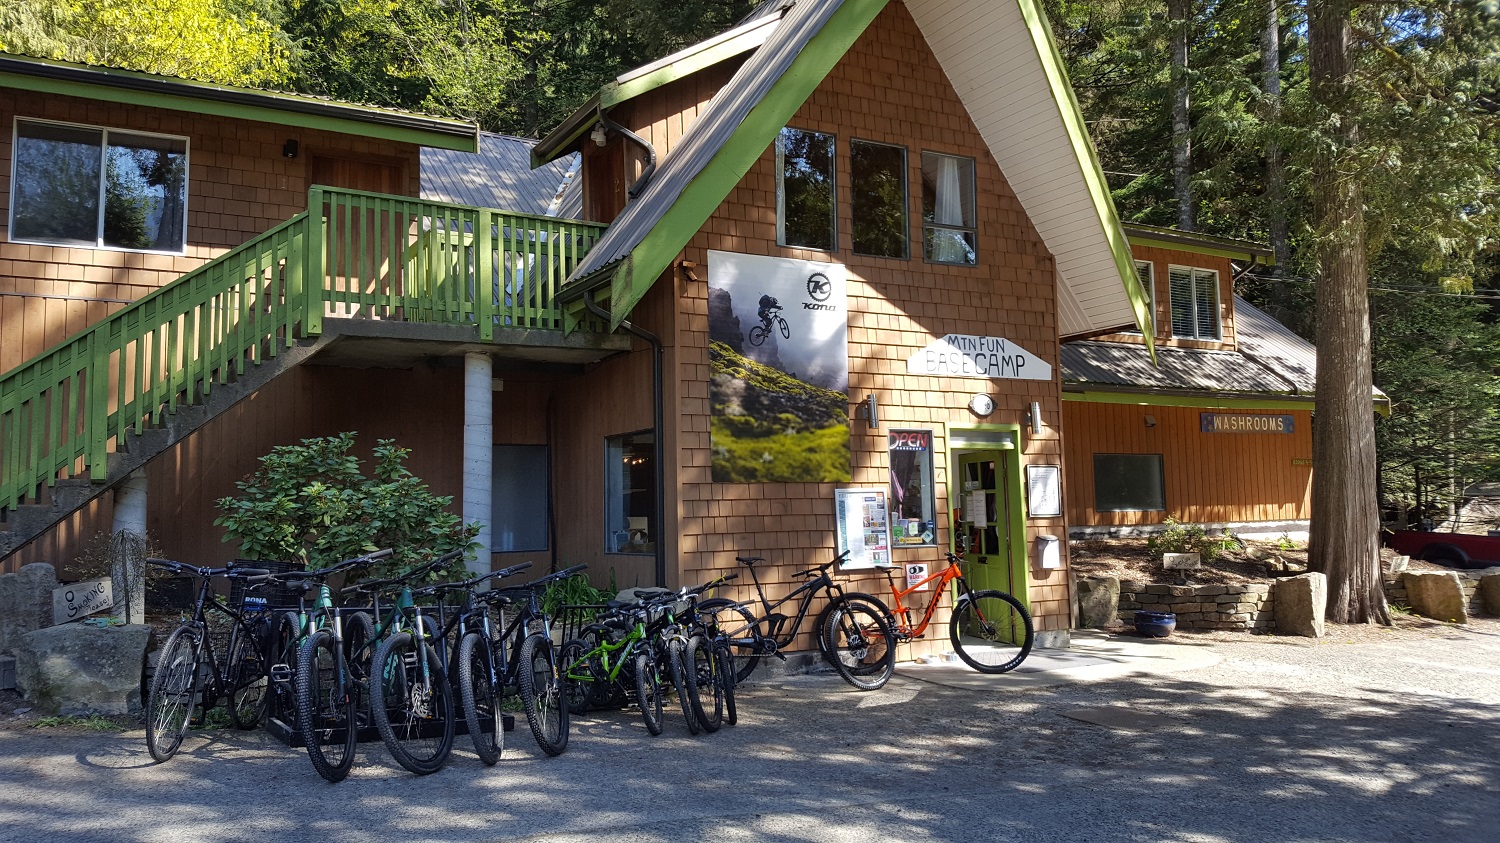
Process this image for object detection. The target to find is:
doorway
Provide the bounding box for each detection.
[949,427,1028,608]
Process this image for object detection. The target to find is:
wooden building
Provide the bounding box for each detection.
[2,0,1166,655]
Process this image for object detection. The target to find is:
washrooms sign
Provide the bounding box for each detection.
[907,334,1051,380]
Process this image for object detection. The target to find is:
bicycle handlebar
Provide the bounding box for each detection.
[146,558,271,581]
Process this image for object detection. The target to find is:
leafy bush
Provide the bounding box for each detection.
[540,572,614,617]
[214,432,478,581]
[1146,517,1240,565]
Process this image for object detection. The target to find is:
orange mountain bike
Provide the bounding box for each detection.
[879,551,1034,673]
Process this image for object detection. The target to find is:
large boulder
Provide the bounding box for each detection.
[1273,572,1326,638]
[1480,574,1500,617]
[0,563,59,654]
[1402,571,1469,623]
[1076,576,1120,629]
[15,623,154,716]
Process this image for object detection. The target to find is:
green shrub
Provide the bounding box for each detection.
[1147,517,1240,565]
[214,432,478,582]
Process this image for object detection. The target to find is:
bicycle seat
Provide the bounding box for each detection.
[734,556,766,567]
[481,592,513,608]
[612,587,671,606]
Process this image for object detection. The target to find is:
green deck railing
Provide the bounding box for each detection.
[0,186,606,512]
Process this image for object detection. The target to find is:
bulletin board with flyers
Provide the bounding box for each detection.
[834,488,893,569]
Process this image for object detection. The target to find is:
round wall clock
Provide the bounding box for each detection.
[968,393,995,417]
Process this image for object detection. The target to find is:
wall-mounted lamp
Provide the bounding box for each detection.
[590,123,608,147]
[282,139,299,159]
[1144,414,1157,428]
[857,393,880,430]
[1028,401,1043,435]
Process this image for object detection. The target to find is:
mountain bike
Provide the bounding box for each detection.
[484,564,586,756]
[879,551,1034,673]
[143,559,272,762]
[561,591,677,735]
[697,550,895,691]
[748,309,790,346]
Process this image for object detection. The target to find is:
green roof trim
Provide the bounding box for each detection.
[1062,387,1393,416]
[602,17,776,109]
[591,0,891,332]
[1127,234,1267,263]
[1014,0,1154,357]
[0,56,478,152]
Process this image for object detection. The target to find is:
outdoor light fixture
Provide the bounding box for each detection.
[1028,401,1043,434]
[590,123,608,146]
[858,393,880,430]
[1144,414,1157,428]
[282,139,299,159]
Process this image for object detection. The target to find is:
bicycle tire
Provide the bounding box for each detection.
[666,639,700,735]
[146,626,201,763]
[813,592,892,659]
[457,632,503,766]
[518,634,569,756]
[777,316,790,339]
[822,600,895,691]
[226,617,270,730]
[633,652,664,736]
[695,598,762,684]
[296,630,358,782]
[270,611,303,725]
[715,640,738,726]
[685,635,723,733]
[578,623,626,709]
[748,325,768,346]
[949,590,1034,674]
[369,631,454,775]
[558,638,594,715]
[343,611,376,715]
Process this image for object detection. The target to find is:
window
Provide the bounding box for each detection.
[1168,266,1220,340]
[10,119,188,253]
[888,430,935,546]
[921,152,976,265]
[1093,454,1166,512]
[606,432,656,554]
[492,445,549,552]
[776,127,835,251]
[1127,260,1156,335]
[851,140,908,258]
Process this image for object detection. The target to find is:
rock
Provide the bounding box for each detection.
[1076,576,1120,629]
[1273,572,1326,638]
[1402,572,1469,624]
[1481,574,1500,617]
[0,563,59,654]
[14,624,154,716]
[1246,545,1271,562]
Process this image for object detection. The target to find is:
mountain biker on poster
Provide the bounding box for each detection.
[751,294,791,346]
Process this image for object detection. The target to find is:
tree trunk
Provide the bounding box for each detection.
[1262,0,1289,272]
[1308,0,1389,624]
[1169,0,1194,231]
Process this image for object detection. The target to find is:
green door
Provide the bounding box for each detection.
[955,450,1021,598]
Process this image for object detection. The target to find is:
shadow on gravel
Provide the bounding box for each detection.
[0,670,1497,843]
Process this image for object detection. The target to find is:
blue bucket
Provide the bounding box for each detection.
[1134,611,1177,638]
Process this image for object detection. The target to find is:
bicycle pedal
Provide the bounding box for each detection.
[269,664,294,684]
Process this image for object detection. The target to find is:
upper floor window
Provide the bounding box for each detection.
[921,152,976,265]
[851,140,908,259]
[1168,265,1220,340]
[10,119,188,253]
[776,127,835,251]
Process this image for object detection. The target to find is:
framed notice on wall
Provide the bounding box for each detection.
[1025,464,1062,518]
[834,488,893,569]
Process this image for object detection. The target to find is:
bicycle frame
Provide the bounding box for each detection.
[179,569,267,710]
[881,561,968,640]
[729,564,842,651]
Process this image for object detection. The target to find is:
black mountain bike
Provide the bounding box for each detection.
[748,309,790,346]
[698,550,895,691]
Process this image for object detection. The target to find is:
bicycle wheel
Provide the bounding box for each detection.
[633,652,664,736]
[369,631,454,775]
[296,630,357,782]
[715,640,738,726]
[517,634,569,756]
[777,316,790,339]
[949,590,1035,674]
[666,639,701,735]
[558,638,594,715]
[343,611,375,715]
[695,598,762,684]
[146,626,202,763]
[814,592,892,658]
[457,632,503,766]
[270,611,302,725]
[226,618,270,730]
[822,600,895,691]
[748,325,768,346]
[685,635,723,733]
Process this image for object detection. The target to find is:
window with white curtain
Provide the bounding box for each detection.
[920,151,976,265]
[1168,265,1221,340]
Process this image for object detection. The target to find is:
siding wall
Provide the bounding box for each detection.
[1092,245,1237,351]
[1061,401,1313,527]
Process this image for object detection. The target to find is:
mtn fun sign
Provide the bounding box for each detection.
[1200,413,1294,434]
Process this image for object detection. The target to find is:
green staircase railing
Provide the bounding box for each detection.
[0,186,606,513]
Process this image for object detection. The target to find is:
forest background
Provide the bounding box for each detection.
[2,0,1498,528]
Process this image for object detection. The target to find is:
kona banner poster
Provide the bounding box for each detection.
[706,250,850,483]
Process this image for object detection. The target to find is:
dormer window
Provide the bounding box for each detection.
[1168,265,1220,340]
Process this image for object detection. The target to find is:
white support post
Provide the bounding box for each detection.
[111,469,148,623]
[463,352,494,577]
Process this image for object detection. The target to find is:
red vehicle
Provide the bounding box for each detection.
[1389,530,1500,570]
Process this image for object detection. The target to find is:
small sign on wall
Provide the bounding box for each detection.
[1025,465,1062,518]
[905,563,931,591]
[53,578,113,625]
[1201,413,1294,434]
[834,488,893,569]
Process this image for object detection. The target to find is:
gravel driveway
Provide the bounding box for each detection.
[2,620,1496,843]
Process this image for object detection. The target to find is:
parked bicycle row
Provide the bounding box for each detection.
[141,546,1034,782]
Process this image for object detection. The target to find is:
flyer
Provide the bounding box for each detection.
[834,488,893,569]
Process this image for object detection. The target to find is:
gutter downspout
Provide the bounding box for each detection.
[597,108,658,200]
[583,294,667,588]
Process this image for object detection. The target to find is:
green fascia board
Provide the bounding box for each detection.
[532,93,601,168]
[601,22,772,109]
[601,0,891,333]
[0,69,478,152]
[1062,387,1394,416]
[1127,234,1269,264]
[1014,0,1154,358]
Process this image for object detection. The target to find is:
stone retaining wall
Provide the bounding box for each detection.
[1384,569,1497,618]
[1118,582,1276,631]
